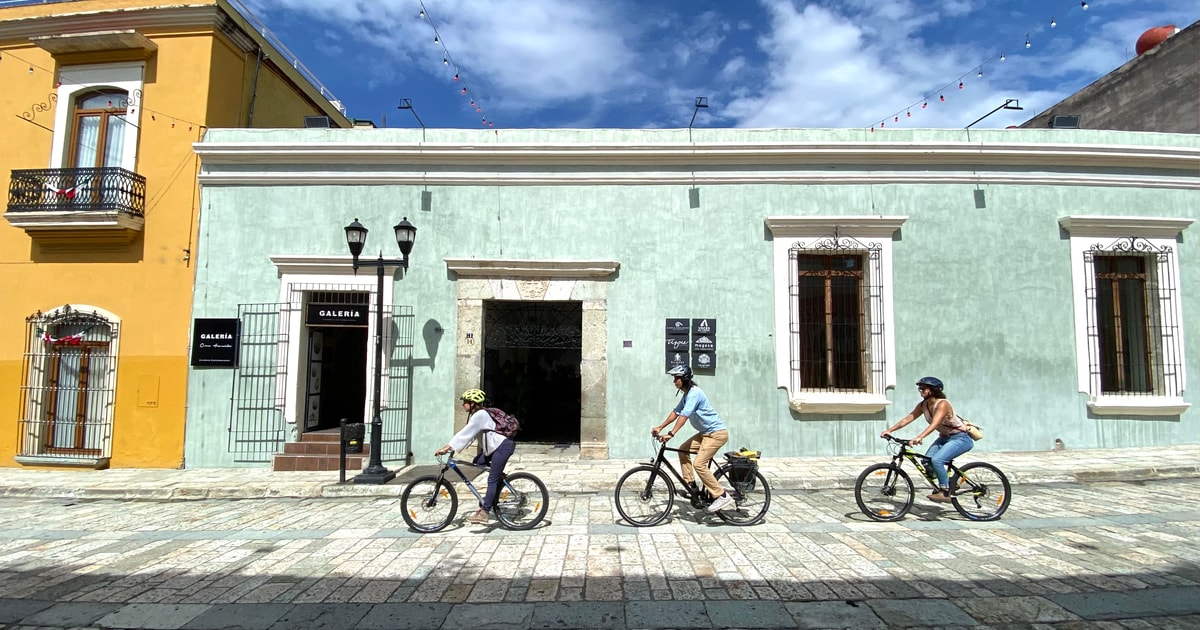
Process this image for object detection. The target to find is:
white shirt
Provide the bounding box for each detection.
[448,409,508,455]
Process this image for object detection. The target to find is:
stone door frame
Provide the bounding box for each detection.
[446,258,619,459]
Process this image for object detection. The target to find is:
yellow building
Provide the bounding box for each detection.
[0,0,350,468]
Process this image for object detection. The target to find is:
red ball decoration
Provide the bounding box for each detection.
[1136,25,1178,55]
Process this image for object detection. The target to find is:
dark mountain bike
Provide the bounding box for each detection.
[614,439,771,527]
[855,434,1011,522]
[400,450,549,532]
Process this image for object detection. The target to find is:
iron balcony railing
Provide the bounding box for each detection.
[8,167,147,216]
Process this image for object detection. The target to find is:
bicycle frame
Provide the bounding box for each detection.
[435,453,499,504]
[885,437,963,491]
[644,439,720,498]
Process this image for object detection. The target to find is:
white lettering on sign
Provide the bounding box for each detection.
[199,334,234,340]
[319,309,363,318]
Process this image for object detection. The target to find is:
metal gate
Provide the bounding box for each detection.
[228,303,289,462]
[381,305,415,464]
[227,299,416,464]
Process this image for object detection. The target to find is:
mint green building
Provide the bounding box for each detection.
[184,128,1199,468]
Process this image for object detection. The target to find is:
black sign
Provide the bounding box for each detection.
[666,351,690,371]
[666,318,690,336]
[692,318,716,335]
[665,337,690,352]
[692,334,716,352]
[191,318,240,367]
[306,304,369,327]
[693,351,716,370]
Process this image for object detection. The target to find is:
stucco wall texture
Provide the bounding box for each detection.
[184,128,1200,466]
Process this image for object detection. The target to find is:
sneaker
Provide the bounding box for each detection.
[928,491,953,503]
[706,492,736,513]
[466,508,490,524]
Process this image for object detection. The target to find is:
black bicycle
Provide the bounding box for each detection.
[854,434,1011,522]
[614,439,771,526]
[400,451,549,532]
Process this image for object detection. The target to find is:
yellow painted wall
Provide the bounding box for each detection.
[0,0,348,468]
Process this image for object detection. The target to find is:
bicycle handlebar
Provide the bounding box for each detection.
[882,434,913,447]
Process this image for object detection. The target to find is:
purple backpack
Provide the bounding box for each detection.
[484,407,521,438]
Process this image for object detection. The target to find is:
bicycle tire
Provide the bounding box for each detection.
[713,467,771,526]
[854,463,913,522]
[951,462,1011,521]
[493,472,550,530]
[400,475,458,532]
[614,465,675,527]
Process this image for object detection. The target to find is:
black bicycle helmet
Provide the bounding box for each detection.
[915,376,944,390]
[667,365,693,380]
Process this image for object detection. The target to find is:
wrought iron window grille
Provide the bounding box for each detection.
[788,236,885,394]
[1083,237,1181,397]
[19,305,118,461]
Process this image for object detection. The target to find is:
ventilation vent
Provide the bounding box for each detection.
[303,115,332,128]
[1048,115,1081,129]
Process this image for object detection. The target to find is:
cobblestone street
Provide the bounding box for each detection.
[1,477,1199,629]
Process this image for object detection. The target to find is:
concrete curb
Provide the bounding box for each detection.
[2,465,1196,502]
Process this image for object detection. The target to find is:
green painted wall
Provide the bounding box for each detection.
[185,128,1200,466]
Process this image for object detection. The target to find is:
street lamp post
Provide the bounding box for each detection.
[965,98,1024,129]
[344,217,417,485]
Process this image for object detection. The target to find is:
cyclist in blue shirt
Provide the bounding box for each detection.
[651,365,734,513]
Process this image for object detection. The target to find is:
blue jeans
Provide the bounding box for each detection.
[926,432,974,489]
[472,438,515,511]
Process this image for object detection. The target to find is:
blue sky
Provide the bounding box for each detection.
[242,0,1198,130]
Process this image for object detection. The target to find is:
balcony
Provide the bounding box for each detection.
[5,167,147,245]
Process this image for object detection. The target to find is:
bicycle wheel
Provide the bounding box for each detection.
[713,467,771,526]
[951,462,1011,521]
[400,475,457,533]
[493,472,550,530]
[614,465,675,527]
[854,464,913,522]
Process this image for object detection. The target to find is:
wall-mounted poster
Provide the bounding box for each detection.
[190,318,240,367]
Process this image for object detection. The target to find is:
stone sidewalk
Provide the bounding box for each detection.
[1,443,1198,501]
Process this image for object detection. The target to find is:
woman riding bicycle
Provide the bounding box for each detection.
[651,365,734,513]
[881,376,973,503]
[434,388,514,524]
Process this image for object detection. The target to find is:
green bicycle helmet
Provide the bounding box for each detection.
[460,388,487,404]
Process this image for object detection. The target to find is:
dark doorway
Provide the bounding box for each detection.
[304,326,368,431]
[482,301,582,444]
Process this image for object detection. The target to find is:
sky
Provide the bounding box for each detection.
[240,0,1199,131]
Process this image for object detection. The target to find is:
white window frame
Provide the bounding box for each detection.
[766,216,906,413]
[1059,216,1193,415]
[52,62,144,170]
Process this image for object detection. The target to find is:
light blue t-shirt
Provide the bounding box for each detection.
[673,386,726,434]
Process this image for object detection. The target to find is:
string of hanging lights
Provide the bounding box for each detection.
[417,1,497,128]
[869,0,1094,131]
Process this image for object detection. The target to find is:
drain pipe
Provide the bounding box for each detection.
[246,46,265,126]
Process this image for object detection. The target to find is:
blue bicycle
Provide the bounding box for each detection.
[400,450,549,532]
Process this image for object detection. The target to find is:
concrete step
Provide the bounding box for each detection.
[272,453,365,472]
[284,441,370,455]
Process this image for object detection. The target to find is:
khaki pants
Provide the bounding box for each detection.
[678,429,729,499]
